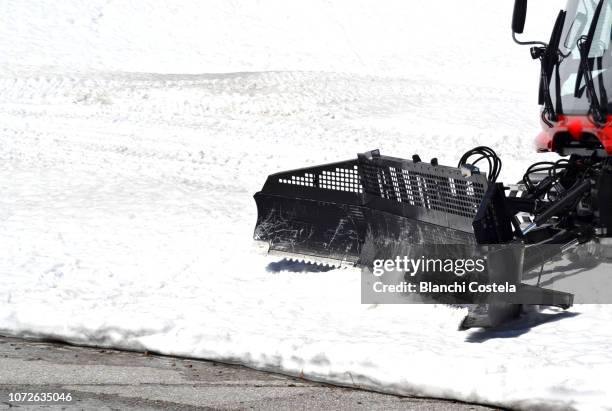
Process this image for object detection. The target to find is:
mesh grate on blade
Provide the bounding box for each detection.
[279,165,363,193]
[275,157,486,220]
[360,163,485,219]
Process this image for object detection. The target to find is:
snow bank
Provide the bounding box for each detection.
[1,1,611,410]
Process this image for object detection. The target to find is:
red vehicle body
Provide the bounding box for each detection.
[536,115,612,155]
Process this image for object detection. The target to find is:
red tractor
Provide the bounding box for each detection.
[253,0,612,328]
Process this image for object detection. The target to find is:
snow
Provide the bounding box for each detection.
[1,0,611,410]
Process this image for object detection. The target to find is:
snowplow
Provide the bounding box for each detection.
[253,0,612,328]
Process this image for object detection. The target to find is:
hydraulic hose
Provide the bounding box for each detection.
[523,180,591,234]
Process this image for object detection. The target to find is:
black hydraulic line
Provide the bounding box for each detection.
[523,179,591,235]
[554,61,564,115]
[537,10,566,126]
[575,0,607,125]
[457,146,502,183]
[597,56,609,117]
[534,180,591,225]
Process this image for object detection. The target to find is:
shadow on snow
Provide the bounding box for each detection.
[465,308,580,343]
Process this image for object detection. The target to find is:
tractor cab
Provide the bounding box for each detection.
[514,0,612,155]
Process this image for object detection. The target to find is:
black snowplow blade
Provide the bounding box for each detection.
[253,149,575,328]
[254,150,481,265]
[254,159,367,265]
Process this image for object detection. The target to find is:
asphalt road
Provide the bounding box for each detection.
[0,336,497,410]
